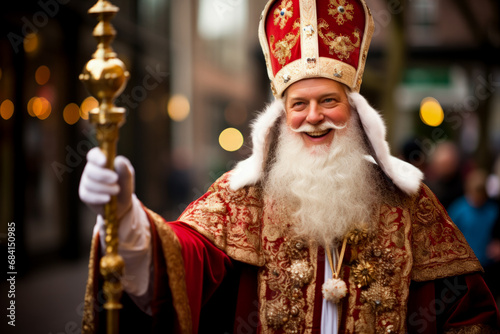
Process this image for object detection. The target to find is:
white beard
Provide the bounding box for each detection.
[263,114,382,248]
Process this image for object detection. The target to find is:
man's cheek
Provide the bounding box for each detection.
[287,115,303,129]
[327,108,349,125]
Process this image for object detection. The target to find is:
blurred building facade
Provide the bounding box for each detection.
[0,0,499,275]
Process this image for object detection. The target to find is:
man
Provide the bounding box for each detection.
[79,0,500,333]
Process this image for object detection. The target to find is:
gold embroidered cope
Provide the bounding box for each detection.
[175,173,481,333]
[82,172,481,333]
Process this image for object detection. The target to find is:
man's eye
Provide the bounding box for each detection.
[293,102,304,108]
[323,98,336,104]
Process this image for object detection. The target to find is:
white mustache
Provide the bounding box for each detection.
[291,121,347,133]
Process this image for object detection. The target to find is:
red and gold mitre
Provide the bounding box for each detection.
[259,0,374,97]
[230,0,423,195]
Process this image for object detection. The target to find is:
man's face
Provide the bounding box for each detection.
[284,78,351,148]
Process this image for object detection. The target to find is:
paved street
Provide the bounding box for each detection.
[1,257,89,334]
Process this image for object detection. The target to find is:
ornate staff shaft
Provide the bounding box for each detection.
[79,1,130,333]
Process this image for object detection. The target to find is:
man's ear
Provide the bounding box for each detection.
[229,99,285,191]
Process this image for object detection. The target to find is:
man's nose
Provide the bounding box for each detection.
[306,102,324,124]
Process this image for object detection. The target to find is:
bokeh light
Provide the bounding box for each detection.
[420,97,444,127]
[35,65,50,85]
[80,96,99,120]
[63,103,80,125]
[24,33,39,54]
[0,99,14,120]
[219,127,244,152]
[167,94,190,122]
[27,97,37,117]
[32,97,51,120]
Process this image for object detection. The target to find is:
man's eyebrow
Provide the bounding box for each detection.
[286,96,304,102]
[287,92,342,102]
[320,92,342,99]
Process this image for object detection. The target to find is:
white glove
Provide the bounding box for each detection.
[81,147,153,309]
[79,147,134,220]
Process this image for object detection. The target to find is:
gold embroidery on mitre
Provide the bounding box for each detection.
[270,19,301,66]
[318,18,360,60]
[274,0,294,29]
[328,0,354,25]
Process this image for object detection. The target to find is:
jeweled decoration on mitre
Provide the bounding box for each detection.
[258,0,374,97]
[329,0,354,25]
[274,0,294,28]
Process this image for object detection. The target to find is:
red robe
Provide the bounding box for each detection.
[82,173,500,333]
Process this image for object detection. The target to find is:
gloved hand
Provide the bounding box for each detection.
[79,147,135,220]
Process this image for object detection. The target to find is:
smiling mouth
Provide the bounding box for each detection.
[305,129,331,138]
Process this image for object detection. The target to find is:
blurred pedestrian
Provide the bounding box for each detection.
[426,141,464,208]
[448,168,500,298]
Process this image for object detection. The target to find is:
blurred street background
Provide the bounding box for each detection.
[1,0,500,333]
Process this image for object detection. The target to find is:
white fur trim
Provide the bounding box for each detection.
[229,99,284,191]
[349,92,424,195]
[229,93,423,195]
